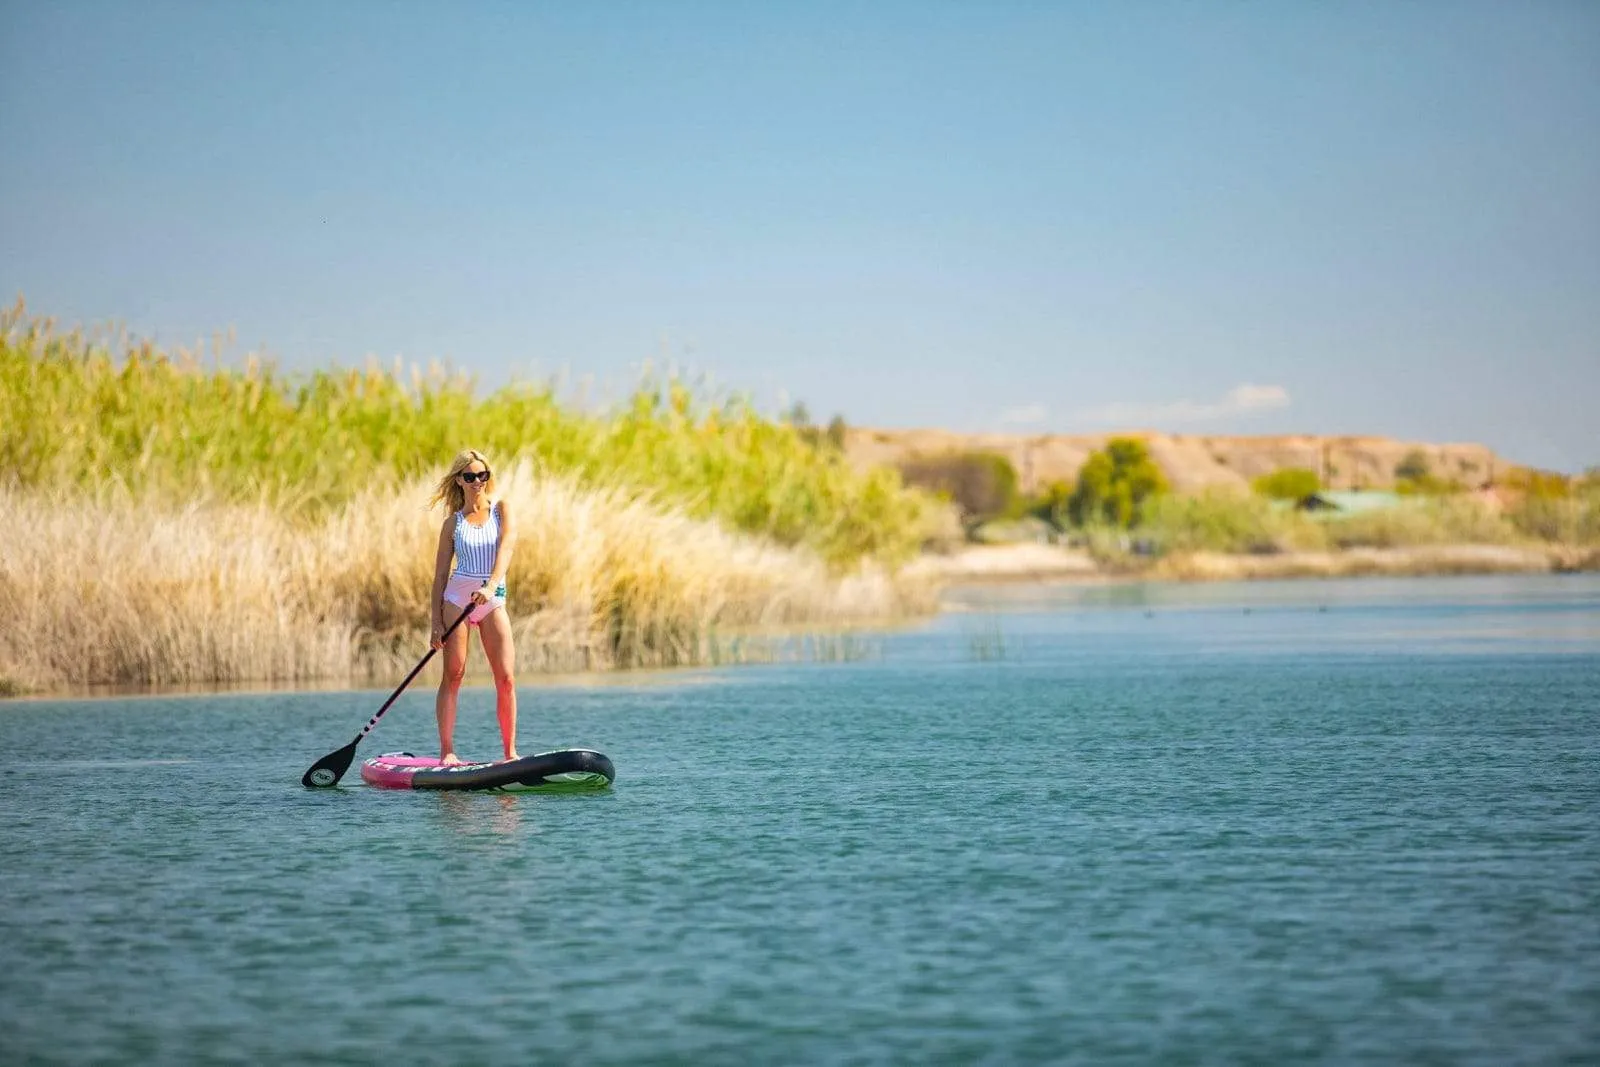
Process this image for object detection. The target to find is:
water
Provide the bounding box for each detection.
[3,574,1598,1066]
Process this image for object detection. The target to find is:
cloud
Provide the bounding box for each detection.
[997,403,1048,426]
[1076,383,1290,427]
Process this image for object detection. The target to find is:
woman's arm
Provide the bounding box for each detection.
[485,499,516,593]
[431,515,455,625]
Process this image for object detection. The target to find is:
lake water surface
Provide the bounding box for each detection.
[3,574,1598,1065]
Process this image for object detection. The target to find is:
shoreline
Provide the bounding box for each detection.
[906,541,1600,586]
[4,547,1595,700]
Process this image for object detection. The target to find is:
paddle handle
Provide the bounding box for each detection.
[351,601,477,742]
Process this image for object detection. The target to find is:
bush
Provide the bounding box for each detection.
[1392,450,1462,494]
[1506,492,1600,544]
[896,451,1020,527]
[1504,467,1572,499]
[1487,468,1594,544]
[1066,437,1168,528]
[1251,467,1320,500]
[1394,449,1432,483]
[1141,490,1326,555]
[1325,497,1516,549]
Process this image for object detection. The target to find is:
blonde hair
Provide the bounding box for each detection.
[428,448,496,513]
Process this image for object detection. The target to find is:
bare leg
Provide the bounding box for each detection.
[477,606,519,760]
[435,600,471,763]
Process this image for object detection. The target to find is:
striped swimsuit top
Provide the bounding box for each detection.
[451,503,501,581]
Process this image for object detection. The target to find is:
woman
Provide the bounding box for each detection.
[427,449,519,764]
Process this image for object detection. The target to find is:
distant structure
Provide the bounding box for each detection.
[1281,490,1405,516]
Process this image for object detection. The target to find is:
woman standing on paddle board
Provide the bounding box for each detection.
[427,449,519,764]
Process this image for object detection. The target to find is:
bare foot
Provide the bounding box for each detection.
[501,751,520,762]
[441,752,463,765]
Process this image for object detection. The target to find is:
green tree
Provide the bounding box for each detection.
[898,451,1020,527]
[1395,449,1460,495]
[1251,467,1321,500]
[1031,480,1074,528]
[824,414,848,451]
[1506,467,1572,499]
[1394,450,1431,483]
[1066,437,1168,528]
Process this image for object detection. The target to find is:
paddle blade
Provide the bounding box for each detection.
[302,739,359,788]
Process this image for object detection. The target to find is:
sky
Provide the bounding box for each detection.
[2,1,1596,471]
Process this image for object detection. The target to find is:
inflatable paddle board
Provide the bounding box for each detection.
[360,750,614,792]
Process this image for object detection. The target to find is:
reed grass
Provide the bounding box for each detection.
[1139,490,1326,555]
[1322,496,1522,549]
[1076,485,1597,580]
[966,617,1008,661]
[0,462,937,692]
[1505,493,1600,545]
[1135,489,1595,556]
[0,301,929,567]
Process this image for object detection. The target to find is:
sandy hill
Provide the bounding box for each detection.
[842,428,1512,493]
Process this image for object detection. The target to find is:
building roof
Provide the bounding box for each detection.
[1298,490,1405,514]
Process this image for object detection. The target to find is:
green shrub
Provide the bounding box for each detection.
[1394,449,1432,483]
[896,451,1020,527]
[1251,467,1320,500]
[1392,449,1462,494]
[1066,437,1167,528]
[1141,490,1326,554]
[1507,491,1600,544]
[1326,497,1516,548]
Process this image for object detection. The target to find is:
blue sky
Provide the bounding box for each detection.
[2,1,1596,470]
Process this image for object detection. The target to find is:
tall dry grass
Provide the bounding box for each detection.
[0,461,935,693]
[1135,488,1597,555]
[1322,496,1523,549]
[1139,490,1326,555]
[0,301,932,567]
[1082,486,1598,579]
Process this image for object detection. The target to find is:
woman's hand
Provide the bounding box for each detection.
[470,581,496,606]
[430,617,446,650]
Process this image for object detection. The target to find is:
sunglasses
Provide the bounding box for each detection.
[458,469,492,484]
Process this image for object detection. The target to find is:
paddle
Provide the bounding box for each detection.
[301,602,476,787]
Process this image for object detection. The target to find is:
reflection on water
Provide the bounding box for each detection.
[430,792,531,838]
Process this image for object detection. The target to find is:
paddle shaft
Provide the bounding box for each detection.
[348,598,478,744]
